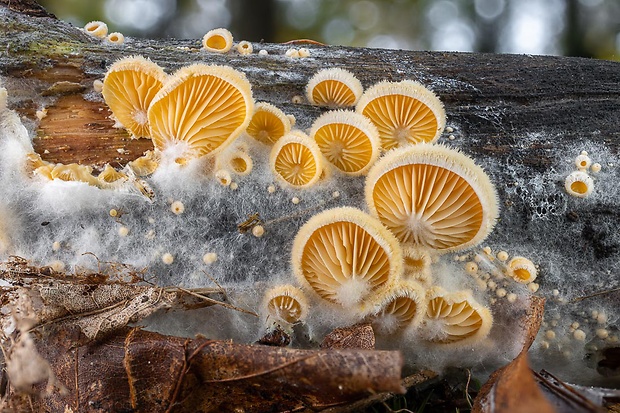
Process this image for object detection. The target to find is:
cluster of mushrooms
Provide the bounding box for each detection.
[26,44,509,346]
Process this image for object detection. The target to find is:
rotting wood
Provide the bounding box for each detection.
[1,0,620,411]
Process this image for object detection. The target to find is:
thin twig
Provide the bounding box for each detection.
[169,286,258,317]
[572,287,620,302]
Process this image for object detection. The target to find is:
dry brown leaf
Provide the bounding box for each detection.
[473,296,556,413]
[13,325,404,412]
[321,323,376,350]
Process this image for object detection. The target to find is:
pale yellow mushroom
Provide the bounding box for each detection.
[97,164,128,187]
[84,21,108,39]
[245,102,291,145]
[365,144,498,253]
[50,163,98,186]
[309,110,380,176]
[106,32,125,45]
[202,28,233,53]
[270,131,323,188]
[367,280,426,335]
[102,56,168,139]
[564,171,594,198]
[292,207,403,310]
[148,64,254,160]
[262,284,308,324]
[356,80,446,150]
[306,68,363,107]
[422,287,493,345]
[128,150,159,176]
[507,256,537,283]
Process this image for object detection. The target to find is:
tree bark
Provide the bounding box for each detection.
[1,0,620,410]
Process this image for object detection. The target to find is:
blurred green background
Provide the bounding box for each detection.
[39,0,620,60]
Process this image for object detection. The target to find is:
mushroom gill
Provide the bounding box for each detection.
[365,144,498,253]
[262,284,308,324]
[306,68,363,108]
[356,80,445,150]
[292,207,402,309]
[270,131,323,188]
[422,287,493,345]
[148,64,254,160]
[245,102,291,145]
[102,56,168,139]
[310,110,380,176]
[367,280,426,335]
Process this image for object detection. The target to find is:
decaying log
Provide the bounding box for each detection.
[2,0,620,411]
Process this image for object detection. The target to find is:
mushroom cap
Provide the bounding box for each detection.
[106,32,125,45]
[292,206,403,309]
[423,287,493,345]
[148,64,254,159]
[262,284,308,324]
[309,110,380,176]
[367,279,426,335]
[246,102,291,145]
[102,56,168,139]
[306,68,363,107]
[50,163,98,186]
[128,150,159,176]
[215,150,253,176]
[356,80,446,150]
[270,131,324,188]
[202,28,234,53]
[84,21,108,39]
[564,170,594,198]
[507,256,537,283]
[365,143,498,253]
[98,164,128,185]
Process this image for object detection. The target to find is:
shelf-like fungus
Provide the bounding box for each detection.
[202,28,234,53]
[365,144,498,253]
[50,164,98,186]
[102,56,168,139]
[564,171,594,198]
[97,164,128,186]
[507,256,537,283]
[216,151,253,176]
[309,110,380,176]
[84,21,108,39]
[367,280,426,335]
[236,41,253,55]
[128,150,159,176]
[306,68,363,108]
[148,64,254,160]
[423,287,493,345]
[262,284,308,324]
[356,80,446,150]
[292,207,403,309]
[270,131,324,188]
[106,32,125,45]
[245,102,291,145]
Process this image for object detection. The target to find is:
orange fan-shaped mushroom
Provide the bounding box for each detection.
[365,144,498,253]
[356,80,445,150]
[306,68,363,107]
[148,64,254,159]
[102,56,168,139]
[422,287,492,345]
[310,110,380,176]
[292,207,402,309]
[246,102,291,145]
[262,284,308,324]
[367,280,426,335]
[270,131,323,188]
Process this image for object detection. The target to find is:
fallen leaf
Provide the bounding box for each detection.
[321,323,376,350]
[473,296,556,413]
